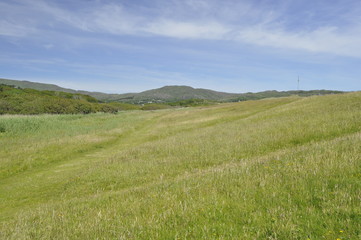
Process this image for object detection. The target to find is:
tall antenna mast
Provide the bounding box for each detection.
[297,76,300,90]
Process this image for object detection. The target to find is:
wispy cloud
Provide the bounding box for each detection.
[145,20,229,39]
[1,0,361,93]
[235,25,361,57]
[0,21,37,37]
[2,0,361,57]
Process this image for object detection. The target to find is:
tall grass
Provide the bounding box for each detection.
[0,93,360,239]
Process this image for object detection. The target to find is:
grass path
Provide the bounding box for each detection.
[43,130,360,207]
[1,98,297,219]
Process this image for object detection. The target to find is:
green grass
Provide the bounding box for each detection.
[0,84,122,114]
[0,93,360,239]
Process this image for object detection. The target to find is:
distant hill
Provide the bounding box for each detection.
[0,78,237,102]
[0,78,345,103]
[121,85,240,103]
[124,86,344,104]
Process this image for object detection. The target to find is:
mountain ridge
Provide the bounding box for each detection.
[0,78,243,102]
[0,78,344,103]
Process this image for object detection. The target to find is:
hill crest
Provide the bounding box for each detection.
[0,78,344,103]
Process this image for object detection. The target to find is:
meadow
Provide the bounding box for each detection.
[0,92,360,239]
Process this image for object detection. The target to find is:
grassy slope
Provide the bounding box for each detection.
[0,93,360,239]
[0,85,140,114]
[0,78,78,92]
[0,78,126,101]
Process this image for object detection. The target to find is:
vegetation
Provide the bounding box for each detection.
[0,91,360,239]
[0,84,213,114]
[0,84,215,114]
[139,99,215,110]
[0,84,140,114]
[1,78,345,103]
[0,78,78,92]
[167,98,216,107]
[231,90,344,102]
[0,78,126,101]
[140,103,171,110]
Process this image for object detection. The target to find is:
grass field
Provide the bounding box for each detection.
[0,92,360,239]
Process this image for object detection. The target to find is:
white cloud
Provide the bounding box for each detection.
[90,4,143,35]
[145,20,229,39]
[236,25,361,57]
[2,0,361,58]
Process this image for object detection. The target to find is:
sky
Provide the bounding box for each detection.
[0,0,360,93]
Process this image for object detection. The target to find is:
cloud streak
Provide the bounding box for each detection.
[2,0,361,57]
[1,0,361,94]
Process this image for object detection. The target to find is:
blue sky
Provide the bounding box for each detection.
[0,0,360,93]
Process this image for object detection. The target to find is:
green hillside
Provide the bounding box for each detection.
[0,78,344,103]
[0,79,239,102]
[0,84,138,114]
[0,92,360,239]
[0,78,126,101]
[0,78,78,92]
[106,86,344,104]
[130,85,239,102]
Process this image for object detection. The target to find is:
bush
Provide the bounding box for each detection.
[0,85,139,115]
